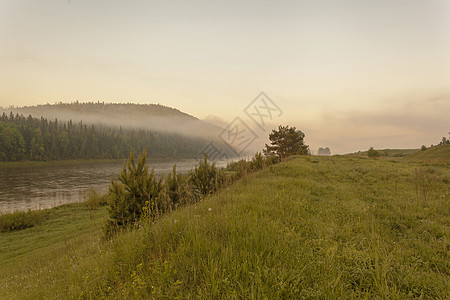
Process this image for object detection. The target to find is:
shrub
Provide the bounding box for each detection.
[226,153,279,179]
[0,209,49,232]
[106,151,163,236]
[161,165,192,211]
[250,152,264,170]
[367,147,380,158]
[226,159,250,178]
[84,189,109,211]
[264,155,279,166]
[189,154,223,196]
[165,165,181,205]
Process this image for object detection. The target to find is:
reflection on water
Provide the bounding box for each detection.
[0,159,230,213]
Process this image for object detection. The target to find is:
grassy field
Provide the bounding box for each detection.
[1,151,449,299]
[404,144,450,165]
[0,203,108,299]
[348,148,420,157]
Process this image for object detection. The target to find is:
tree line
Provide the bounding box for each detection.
[0,112,206,161]
[9,101,195,120]
[0,124,309,233]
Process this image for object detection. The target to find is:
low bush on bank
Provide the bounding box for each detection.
[0,209,50,232]
[104,151,282,237]
[0,190,107,233]
[84,189,109,211]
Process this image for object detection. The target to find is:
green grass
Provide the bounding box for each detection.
[0,209,51,232]
[348,148,420,158]
[403,144,450,164]
[0,203,108,299]
[1,155,449,299]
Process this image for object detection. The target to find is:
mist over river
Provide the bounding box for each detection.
[0,159,230,213]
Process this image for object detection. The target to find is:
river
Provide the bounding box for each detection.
[0,158,231,213]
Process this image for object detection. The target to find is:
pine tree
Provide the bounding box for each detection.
[106,151,163,235]
[264,125,309,160]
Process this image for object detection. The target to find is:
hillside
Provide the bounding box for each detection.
[1,155,449,298]
[7,102,195,120]
[1,102,238,159]
[348,148,419,157]
[402,144,450,164]
[2,102,224,141]
[0,113,208,161]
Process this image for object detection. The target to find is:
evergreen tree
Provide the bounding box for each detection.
[0,112,206,161]
[106,151,163,235]
[264,125,309,160]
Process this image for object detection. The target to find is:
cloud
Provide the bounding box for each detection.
[202,115,229,128]
[305,93,450,153]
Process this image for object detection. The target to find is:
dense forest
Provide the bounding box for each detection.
[3,102,224,142]
[0,112,206,161]
[7,101,196,120]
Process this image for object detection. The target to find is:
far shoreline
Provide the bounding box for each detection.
[0,156,209,168]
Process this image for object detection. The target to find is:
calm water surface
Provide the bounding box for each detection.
[0,159,230,213]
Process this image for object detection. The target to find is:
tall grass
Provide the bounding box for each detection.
[0,203,108,299]
[105,151,278,236]
[1,155,449,299]
[71,156,449,298]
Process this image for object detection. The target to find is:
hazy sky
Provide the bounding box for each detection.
[0,0,449,153]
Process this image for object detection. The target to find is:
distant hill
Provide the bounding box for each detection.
[348,148,419,157]
[3,102,220,138]
[346,145,450,164]
[14,101,195,119]
[402,144,450,164]
[1,102,237,158]
[0,112,210,161]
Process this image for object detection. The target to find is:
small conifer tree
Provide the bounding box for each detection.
[106,151,163,236]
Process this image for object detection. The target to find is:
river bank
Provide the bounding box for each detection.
[0,157,232,213]
[1,155,449,298]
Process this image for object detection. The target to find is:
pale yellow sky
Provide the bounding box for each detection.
[0,0,449,153]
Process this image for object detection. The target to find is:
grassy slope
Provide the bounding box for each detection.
[1,156,449,299]
[403,144,450,164]
[0,204,108,298]
[349,149,419,157]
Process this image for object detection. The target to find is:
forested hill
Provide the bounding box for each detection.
[3,102,221,139]
[0,112,207,161]
[8,102,196,121]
